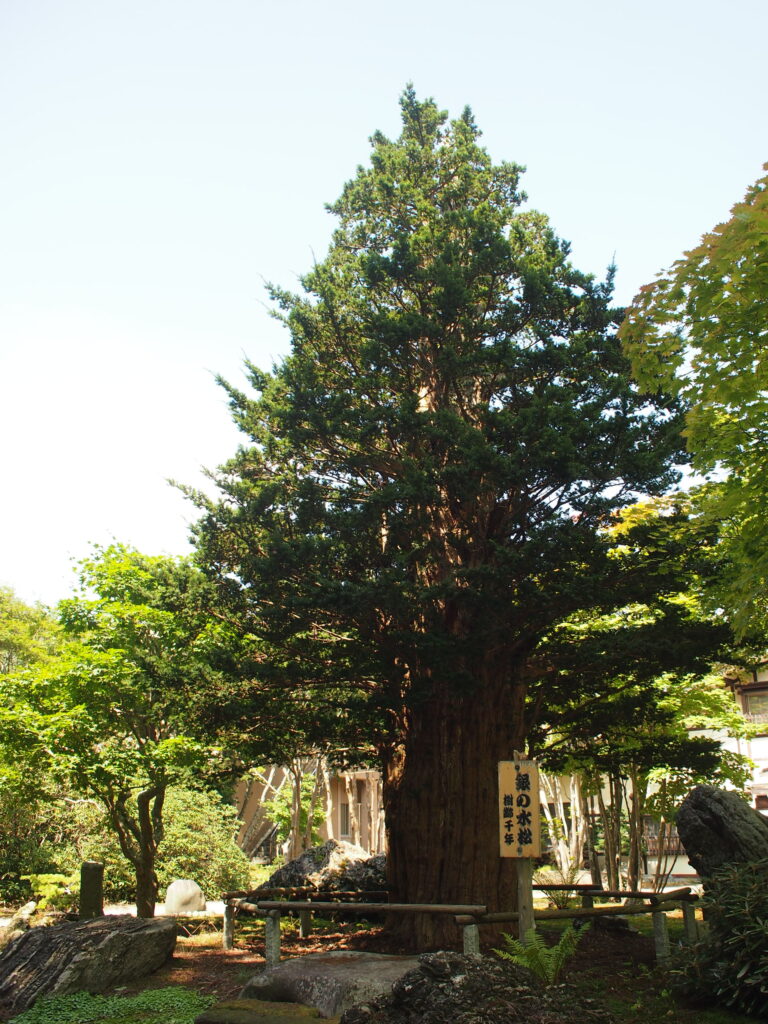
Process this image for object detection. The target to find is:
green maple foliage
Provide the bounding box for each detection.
[620,168,768,635]
[0,546,236,916]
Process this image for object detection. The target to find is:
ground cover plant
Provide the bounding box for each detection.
[6,987,213,1024]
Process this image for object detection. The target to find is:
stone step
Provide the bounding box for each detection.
[195,998,339,1024]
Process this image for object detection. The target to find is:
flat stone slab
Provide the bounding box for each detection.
[240,952,420,1019]
[196,998,337,1024]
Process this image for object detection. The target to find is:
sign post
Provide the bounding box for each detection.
[499,755,540,941]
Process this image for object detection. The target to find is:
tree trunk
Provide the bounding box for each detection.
[597,779,621,891]
[106,786,164,919]
[626,769,644,892]
[134,859,158,919]
[586,792,602,888]
[322,760,335,841]
[303,761,323,851]
[569,775,588,875]
[383,676,524,948]
[287,762,304,860]
[345,776,361,848]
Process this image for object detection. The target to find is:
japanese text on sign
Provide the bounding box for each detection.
[498,760,541,858]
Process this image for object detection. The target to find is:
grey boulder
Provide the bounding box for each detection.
[0,914,177,1016]
[165,878,206,913]
[677,785,768,876]
[262,841,386,893]
[240,951,419,1018]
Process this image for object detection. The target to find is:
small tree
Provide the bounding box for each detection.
[0,546,234,917]
[620,168,768,636]
[49,787,250,901]
[536,499,749,890]
[0,588,59,675]
[0,590,63,900]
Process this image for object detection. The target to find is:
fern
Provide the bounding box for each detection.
[494,925,581,985]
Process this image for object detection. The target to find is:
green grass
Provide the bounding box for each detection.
[8,986,214,1024]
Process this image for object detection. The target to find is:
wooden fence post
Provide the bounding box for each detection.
[265,910,282,966]
[462,922,481,954]
[79,861,104,920]
[652,910,671,960]
[299,909,312,938]
[682,901,698,943]
[517,857,535,941]
[222,903,235,950]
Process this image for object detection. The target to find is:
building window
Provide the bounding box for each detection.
[748,691,768,716]
[746,691,768,733]
[340,802,350,837]
[756,795,768,811]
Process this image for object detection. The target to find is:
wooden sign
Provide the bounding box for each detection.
[498,759,541,858]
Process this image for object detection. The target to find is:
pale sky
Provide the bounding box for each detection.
[1,0,766,606]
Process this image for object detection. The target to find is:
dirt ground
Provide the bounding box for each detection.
[111,917,658,1007]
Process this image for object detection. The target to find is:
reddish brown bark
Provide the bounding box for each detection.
[383,674,527,948]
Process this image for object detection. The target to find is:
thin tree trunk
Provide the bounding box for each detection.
[105,785,164,918]
[375,777,385,854]
[625,768,645,892]
[586,791,602,888]
[322,760,335,841]
[569,775,588,875]
[597,780,620,892]
[539,773,570,875]
[303,761,323,850]
[287,762,304,860]
[135,858,158,919]
[344,775,361,847]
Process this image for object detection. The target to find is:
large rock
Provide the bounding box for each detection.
[677,785,768,877]
[338,950,616,1024]
[0,901,36,949]
[240,951,419,1018]
[196,997,336,1023]
[261,842,386,893]
[166,878,206,913]
[0,914,177,1017]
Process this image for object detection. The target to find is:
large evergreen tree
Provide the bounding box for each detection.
[193,89,687,944]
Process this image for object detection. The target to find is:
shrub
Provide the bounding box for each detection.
[0,783,250,907]
[533,864,580,909]
[0,786,68,903]
[670,858,768,1017]
[51,787,250,903]
[21,873,77,912]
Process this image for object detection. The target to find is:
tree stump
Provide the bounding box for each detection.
[0,914,177,1017]
[677,785,768,876]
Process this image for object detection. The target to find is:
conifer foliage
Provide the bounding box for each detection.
[194,89,687,944]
